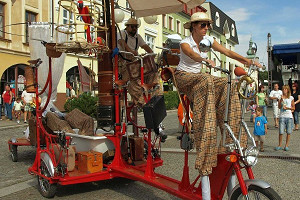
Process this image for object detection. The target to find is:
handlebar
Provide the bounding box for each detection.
[201,61,230,74]
[119,51,157,60]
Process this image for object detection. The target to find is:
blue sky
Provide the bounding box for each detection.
[209,0,300,65]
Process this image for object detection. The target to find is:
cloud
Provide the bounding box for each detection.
[226,8,253,22]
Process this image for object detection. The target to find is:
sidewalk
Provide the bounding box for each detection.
[0,118,28,129]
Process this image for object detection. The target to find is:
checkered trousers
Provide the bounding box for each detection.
[174,70,247,176]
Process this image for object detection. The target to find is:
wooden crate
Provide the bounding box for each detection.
[77,151,103,173]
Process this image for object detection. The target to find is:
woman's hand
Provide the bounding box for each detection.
[205,59,216,67]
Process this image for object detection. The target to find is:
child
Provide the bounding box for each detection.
[276,85,295,151]
[253,107,267,152]
[247,101,257,123]
[13,97,23,123]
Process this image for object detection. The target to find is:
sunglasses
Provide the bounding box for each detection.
[130,25,138,29]
[200,22,211,28]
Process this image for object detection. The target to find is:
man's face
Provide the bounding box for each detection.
[126,24,138,36]
[274,84,279,90]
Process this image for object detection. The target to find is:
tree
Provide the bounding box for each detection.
[258,71,268,84]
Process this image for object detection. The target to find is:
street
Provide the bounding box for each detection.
[0,108,299,199]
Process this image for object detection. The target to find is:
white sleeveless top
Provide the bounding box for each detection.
[177,35,214,73]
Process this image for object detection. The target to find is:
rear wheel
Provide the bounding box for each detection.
[10,145,18,162]
[230,185,282,200]
[37,160,57,198]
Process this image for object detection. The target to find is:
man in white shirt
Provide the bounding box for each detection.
[21,89,35,123]
[269,83,282,128]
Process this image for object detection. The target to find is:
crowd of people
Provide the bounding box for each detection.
[247,82,299,152]
[0,83,35,123]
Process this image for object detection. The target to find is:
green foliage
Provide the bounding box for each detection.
[258,71,268,83]
[64,92,98,117]
[164,91,180,110]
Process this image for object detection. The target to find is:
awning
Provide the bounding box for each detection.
[127,0,205,17]
[273,43,300,55]
[272,43,300,65]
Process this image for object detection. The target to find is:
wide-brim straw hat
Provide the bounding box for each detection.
[184,12,212,29]
[125,18,139,26]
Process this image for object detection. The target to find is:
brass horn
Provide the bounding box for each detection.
[237,75,257,99]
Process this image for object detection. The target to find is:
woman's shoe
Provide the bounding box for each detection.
[284,147,289,151]
[275,146,282,151]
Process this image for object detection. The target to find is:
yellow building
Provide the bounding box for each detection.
[0,0,49,96]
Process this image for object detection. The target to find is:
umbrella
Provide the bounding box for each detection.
[127,0,206,17]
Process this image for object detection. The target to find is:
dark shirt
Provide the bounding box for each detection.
[292,91,300,112]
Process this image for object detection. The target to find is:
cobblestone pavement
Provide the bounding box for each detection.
[0,108,299,199]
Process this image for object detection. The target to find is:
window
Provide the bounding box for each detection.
[176,20,181,34]
[126,1,131,10]
[168,16,173,30]
[0,3,4,38]
[25,11,37,43]
[215,12,220,27]
[231,24,235,37]
[145,34,155,50]
[184,28,189,37]
[162,14,167,28]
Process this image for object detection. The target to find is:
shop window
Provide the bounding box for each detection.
[25,11,37,43]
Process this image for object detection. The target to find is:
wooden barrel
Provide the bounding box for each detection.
[98,93,114,106]
[25,66,35,93]
[98,71,113,94]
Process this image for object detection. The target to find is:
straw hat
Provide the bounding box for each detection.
[183,12,212,29]
[125,18,139,26]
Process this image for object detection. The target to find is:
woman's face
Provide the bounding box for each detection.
[193,21,210,37]
[283,88,288,95]
[260,86,264,92]
[292,85,297,91]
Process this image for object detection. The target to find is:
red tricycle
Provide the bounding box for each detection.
[11,1,282,200]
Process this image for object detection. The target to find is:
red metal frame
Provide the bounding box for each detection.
[23,54,256,199]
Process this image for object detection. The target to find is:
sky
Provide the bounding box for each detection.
[209,0,300,65]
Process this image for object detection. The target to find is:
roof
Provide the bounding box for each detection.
[272,43,300,65]
[204,2,239,44]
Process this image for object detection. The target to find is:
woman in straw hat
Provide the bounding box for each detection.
[174,12,261,199]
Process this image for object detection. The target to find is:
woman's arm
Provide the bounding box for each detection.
[278,98,282,109]
[294,95,300,104]
[256,96,259,107]
[212,40,261,67]
[291,100,295,112]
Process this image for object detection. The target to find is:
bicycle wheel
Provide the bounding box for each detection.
[230,185,282,200]
[37,160,57,198]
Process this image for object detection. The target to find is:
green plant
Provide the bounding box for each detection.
[64,92,98,117]
[163,91,180,110]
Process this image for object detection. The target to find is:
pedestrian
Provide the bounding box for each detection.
[253,107,267,152]
[247,101,257,123]
[0,90,2,120]
[174,12,262,200]
[13,97,23,123]
[275,85,295,151]
[291,82,300,130]
[269,83,282,128]
[21,88,35,123]
[69,85,76,98]
[2,84,13,120]
[256,85,268,121]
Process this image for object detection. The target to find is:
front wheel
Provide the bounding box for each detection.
[37,160,57,198]
[230,185,282,200]
[10,145,18,162]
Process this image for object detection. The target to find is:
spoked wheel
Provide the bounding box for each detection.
[37,160,57,198]
[10,145,18,162]
[230,185,282,200]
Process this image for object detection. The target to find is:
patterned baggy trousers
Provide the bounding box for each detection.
[174,70,247,176]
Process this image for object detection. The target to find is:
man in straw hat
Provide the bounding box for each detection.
[174,12,261,199]
[117,18,159,105]
[118,18,153,56]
